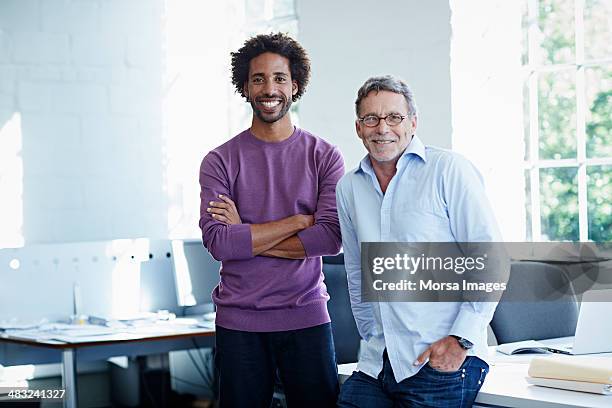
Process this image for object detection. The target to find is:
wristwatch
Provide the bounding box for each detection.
[451,335,474,350]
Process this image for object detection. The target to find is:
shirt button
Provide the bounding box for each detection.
[461,374,466,378]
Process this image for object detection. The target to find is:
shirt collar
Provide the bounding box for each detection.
[357,135,427,174]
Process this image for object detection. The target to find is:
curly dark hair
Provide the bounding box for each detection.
[231,33,311,102]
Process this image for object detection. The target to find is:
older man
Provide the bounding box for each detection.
[336,75,502,407]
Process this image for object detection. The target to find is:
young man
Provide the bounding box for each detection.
[198,33,344,408]
[336,75,504,407]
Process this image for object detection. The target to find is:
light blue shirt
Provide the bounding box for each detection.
[336,135,503,382]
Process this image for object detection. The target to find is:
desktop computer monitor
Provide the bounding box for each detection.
[171,239,221,313]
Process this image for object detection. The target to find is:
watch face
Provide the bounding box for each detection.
[459,338,473,349]
[453,336,473,349]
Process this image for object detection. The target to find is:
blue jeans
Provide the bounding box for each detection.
[338,351,488,408]
[215,323,339,408]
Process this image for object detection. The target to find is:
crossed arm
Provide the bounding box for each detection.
[206,194,311,259]
[200,147,343,261]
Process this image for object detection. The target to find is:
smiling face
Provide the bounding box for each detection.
[244,52,298,124]
[356,90,417,164]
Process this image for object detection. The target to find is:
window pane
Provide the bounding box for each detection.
[523,80,531,161]
[273,0,295,18]
[584,0,612,60]
[587,165,612,241]
[275,18,298,38]
[585,65,612,158]
[540,167,579,241]
[525,170,533,240]
[245,0,267,21]
[538,70,577,159]
[538,0,575,65]
[522,0,530,65]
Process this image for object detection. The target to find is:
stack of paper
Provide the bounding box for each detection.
[527,356,612,395]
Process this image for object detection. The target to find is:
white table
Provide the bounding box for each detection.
[475,362,610,408]
[0,322,215,408]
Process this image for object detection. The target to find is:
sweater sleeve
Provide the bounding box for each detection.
[199,151,253,261]
[297,146,345,257]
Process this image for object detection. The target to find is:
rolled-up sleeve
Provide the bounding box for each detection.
[297,147,345,257]
[199,152,253,261]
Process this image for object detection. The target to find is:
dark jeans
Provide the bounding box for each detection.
[338,351,488,408]
[215,323,339,408]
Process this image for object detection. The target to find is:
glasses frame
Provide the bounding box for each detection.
[358,114,407,127]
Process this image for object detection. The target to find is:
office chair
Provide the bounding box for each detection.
[322,254,361,364]
[490,261,579,344]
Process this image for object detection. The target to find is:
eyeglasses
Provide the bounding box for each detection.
[358,113,406,127]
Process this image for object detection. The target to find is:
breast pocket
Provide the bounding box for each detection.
[393,200,451,240]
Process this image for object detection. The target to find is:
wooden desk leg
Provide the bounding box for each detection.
[62,348,78,408]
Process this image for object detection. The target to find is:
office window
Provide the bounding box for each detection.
[522,0,612,241]
[163,0,298,239]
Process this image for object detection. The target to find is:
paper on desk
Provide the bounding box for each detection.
[529,355,612,384]
[3,324,119,342]
[0,321,45,330]
[526,376,612,395]
[164,318,199,326]
[128,324,193,335]
[2,329,66,342]
[55,326,118,337]
[196,320,215,329]
[50,333,143,343]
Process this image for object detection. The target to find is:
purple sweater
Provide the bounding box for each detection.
[199,127,345,332]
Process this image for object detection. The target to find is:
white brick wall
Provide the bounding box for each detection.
[12,32,70,64]
[0,0,40,32]
[0,0,167,244]
[0,93,12,109]
[72,33,125,66]
[41,0,99,35]
[0,30,10,63]
[50,83,108,113]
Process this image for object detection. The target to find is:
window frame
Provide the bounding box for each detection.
[523,0,612,241]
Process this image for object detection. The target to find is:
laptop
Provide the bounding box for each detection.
[546,289,612,355]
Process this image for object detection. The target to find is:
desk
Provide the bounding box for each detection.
[0,325,215,408]
[475,338,612,408]
[475,363,610,408]
[338,339,612,408]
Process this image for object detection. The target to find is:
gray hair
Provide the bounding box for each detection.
[355,75,418,117]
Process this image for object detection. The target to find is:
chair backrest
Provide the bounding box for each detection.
[490,261,579,344]
[322,253,361,364]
